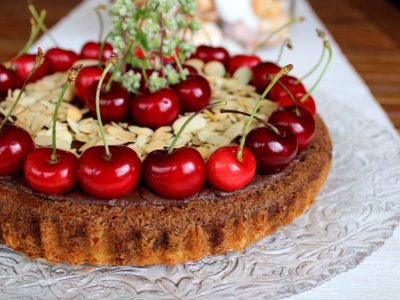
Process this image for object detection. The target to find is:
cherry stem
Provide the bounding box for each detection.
[10,13,45,63]
[220,109,279,134]
[173,50,187,81]
[299,40,332,103]
[277,80,300,115]
[50,65,82,163]
[253,16,304,53]
[98,31,113,67]
[95,5,105,42]
[237,64,293,161]
[28,4,59,47]
[297,30,327,83]
[167,100,226,155]
[95,53,118,160]
[275,38,292,65]
[0,48,45,131]
[105,40,133,92]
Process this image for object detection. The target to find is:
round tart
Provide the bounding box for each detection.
[0,116,331,266]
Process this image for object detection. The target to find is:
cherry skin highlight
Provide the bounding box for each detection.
[24,148,78,195]
[269,106,316,151]
[131,88,180,129]
[206,145,256,192]
[228,54,261,75]
[77,145,142,199]
[86,80,131,122]
[245,125,298,174]
[143,147,206,199]
[45,48,79,73]
[172,75,211,113]
[0,66,18,97]
[0,123,35,176]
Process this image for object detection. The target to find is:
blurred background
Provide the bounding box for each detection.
[0,0,399,131]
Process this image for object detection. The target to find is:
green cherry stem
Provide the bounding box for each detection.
[11,14,45,62]
[297,29,327,83]
[173,50,187,81]
[253,17,304,53]
[0,48,45,131]
[167,100,226,155]
[28,4,59,47]
[237,64,293,161]
[275,38,293,65]
[50,65,82,162]
[105,40,133,92]
[299,40,332,103]
[95,53,118,160]
[98,31,113,67]
[220,109,279,133]
[277,80,300,115]
[95,5,106,42]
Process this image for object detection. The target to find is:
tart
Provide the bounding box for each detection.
[0,0,332,266]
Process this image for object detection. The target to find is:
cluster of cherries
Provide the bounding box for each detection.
[0,36,330,200]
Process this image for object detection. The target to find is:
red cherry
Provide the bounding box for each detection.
[0,66,18,97]
[45,48,79,73]
[192,45,230,66]
[245,125,298,174]
[0,123,35,175]
[169,63,198,75]
[77,145,141,199]
[23,148,78,195]
[251,61,281,92]
[278,93,317,118]
[131,88,180,129]
[86,80,130,122]
[269,106,316,151]
[172,75,211,113]
[143,147,206,199]
[206,145,256,192]
[74,65,104,102]
[268,75,306,103]
[80,41,113,62]
[13,54,50,83]
[228,54,261,75]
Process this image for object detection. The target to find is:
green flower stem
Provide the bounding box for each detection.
[253,17,304,53]
[0,48,45,131]
[167,100,226,155]
[50,66,82,162]
[106,41,133,92]
[275,38,292,65]
[95,7,104,42]
[237,64,293,161]
[299,41,332,103]
[173,50,186,80]
[96,55,117,159]
[159,13,165,73]
[28,4,59,47]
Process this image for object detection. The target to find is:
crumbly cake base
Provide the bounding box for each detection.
[0,117,332,266]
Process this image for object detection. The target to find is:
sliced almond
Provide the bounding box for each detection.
[172,114,207,134]
[107,125,136,142]
[204,61,226,77]
[67,106,83,122]
[233,67,252,85]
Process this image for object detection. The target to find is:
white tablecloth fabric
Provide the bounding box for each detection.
[33,0,400,299]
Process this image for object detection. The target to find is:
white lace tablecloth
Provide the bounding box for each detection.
[33,0,400,299]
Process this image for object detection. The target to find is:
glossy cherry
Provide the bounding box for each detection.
[268,75,306,102]
[206,145,256,192]
[24,148,78,195]
[74,65,104,102]
[251,61,281,92]
[0,123,35,176]
[86,80,130,122]
[227,54,261,75]
[13,54,50,83]
[192,45,230,66]
[245,125,298,174]
[172,75,211,112]
[143,147,206,199]
[0,66,18,97]
[77,145,141,199]
[131,88,180,129]
[269,106,316,151]
[45,48,79,73]
[80,41,113,62]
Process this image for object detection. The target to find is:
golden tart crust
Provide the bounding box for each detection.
[0,117,331,266]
